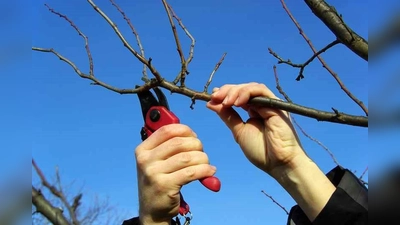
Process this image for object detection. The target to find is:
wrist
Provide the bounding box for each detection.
[271,151,336,221]
[139,211,172,225]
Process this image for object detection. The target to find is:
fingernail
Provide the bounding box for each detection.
[212,87,220,93]
[192,131,198,137]
[210,165,217,171]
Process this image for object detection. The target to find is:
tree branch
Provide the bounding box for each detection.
[32,159,80,225]
[303,0,368,61]
[32,1,368,127]
[109,0,148,81]
[31,45,367,127]
[275,0,368,116]
[269,39,340,81]
[203,52,227,93]
[32,186,70,225]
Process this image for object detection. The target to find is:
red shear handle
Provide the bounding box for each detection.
[145,106,221,192]
[200,177,221,192]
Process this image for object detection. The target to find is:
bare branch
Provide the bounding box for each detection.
[203,52,227,93]
[86,0,163,81]
[261,190,289,215]
[303,0,368,61]
[165,3,197,86]
[32,159,80,225]
[44,4,94,76]
[291,116,340,166]
[276,0,368,116]
[161,0,187,87]
[32,186,70,225]
[109,0,148,81]
[269,39,340,81]
[33,45,368,127]
[273,65,292,103]
[32,2,368,127]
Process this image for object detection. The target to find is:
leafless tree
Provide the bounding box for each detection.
[32,159,125,225]
[32,0,370,221]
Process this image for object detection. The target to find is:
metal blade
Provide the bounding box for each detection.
[136,86,160,121]
[153,87,170,110]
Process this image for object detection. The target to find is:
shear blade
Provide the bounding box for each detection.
[136,86,169,121]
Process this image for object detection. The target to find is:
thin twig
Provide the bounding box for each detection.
[44,4,94,76]
[86,0,163,81]
[291,116,340,166]
[203,52,227,93]
[109,0,148,81]
[279,0,368,116]
[269,39,340,81]
[273,65,292,102]
[166,3,196,85]
[161,0,187,87]
[261,190,289,215]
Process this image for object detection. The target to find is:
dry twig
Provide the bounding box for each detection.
[268,39,340,81]
[109,0,148,80]
[204,52,227,93]
[261,190,289,215]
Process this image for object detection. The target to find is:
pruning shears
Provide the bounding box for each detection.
[136,86,221,219]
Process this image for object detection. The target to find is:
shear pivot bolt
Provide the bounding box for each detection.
[150,109,161,122]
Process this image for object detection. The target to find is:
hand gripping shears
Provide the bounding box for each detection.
[136,86,221,216]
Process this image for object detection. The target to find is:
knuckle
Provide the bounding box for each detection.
[143,165,156,177]
[184,167,196,178]
[170,137,185,147]
[158,124,192,136]
[257,83,267,89]
[191,138,203,151]
[178,152,192,163]
[135,152,149,166]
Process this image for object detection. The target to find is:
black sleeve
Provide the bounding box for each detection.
[122,217,178,225]
[286,166,368,225]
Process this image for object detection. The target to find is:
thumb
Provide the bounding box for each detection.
[206,101,245,142]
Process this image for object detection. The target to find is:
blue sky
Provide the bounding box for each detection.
[3,0,389,224]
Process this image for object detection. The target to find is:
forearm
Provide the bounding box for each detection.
[273,153,336,222]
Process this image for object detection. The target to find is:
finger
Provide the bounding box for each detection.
[169,164,217,187]
[206,101,245,142]
[210,83,253,103]
[234,83,279,107]
[210,83,278,108]
[136,124,195,152]
[160,151,209,174]
[151,137,203,161]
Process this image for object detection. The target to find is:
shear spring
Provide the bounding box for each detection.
[175,211,192,225]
